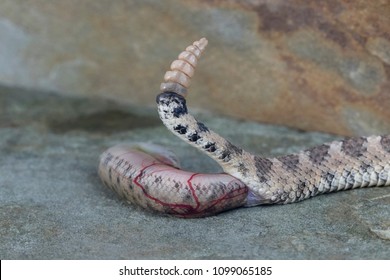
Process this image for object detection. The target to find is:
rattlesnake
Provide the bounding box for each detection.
[98,38,390,218]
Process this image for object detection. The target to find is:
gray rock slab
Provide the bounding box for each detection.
[1,1,389,136]
[0,85,389,259]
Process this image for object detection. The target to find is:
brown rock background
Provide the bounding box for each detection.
[0,0,389,136]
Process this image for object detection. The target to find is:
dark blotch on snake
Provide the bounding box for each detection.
[360,162,370,173]
[184,193,193,202]
[323,172,335,188]
[174,124,188,134]
[172,106,188,118]
[219,150,231,161]
[197,121,209,133]
[219,141,243,162]
[154,176,162,184]
[380,135,390,153]
[345,170,355,189]
[238,162,249,176]
[307,144,330,165]
[188,132,201,142]
[207,186,219,200]
[297,180,307,192]
[254,156,273,182]
[278,154,300,171]
[204,142,216,153]
[156,92,188,118]
[341,137,367,157]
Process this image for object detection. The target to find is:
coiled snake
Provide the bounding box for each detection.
[98,38,390,218]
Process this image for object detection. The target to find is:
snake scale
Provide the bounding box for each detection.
[98,38,390,218]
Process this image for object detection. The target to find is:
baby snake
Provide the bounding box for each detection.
[98,38,390,218]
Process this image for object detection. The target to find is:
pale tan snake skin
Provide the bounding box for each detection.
[98,38,390,218]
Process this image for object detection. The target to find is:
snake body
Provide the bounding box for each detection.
[98,38,390,217]
[98,144,248,218]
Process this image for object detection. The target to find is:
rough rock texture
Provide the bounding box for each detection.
[0,0,389,136]
[1,85,389,259]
